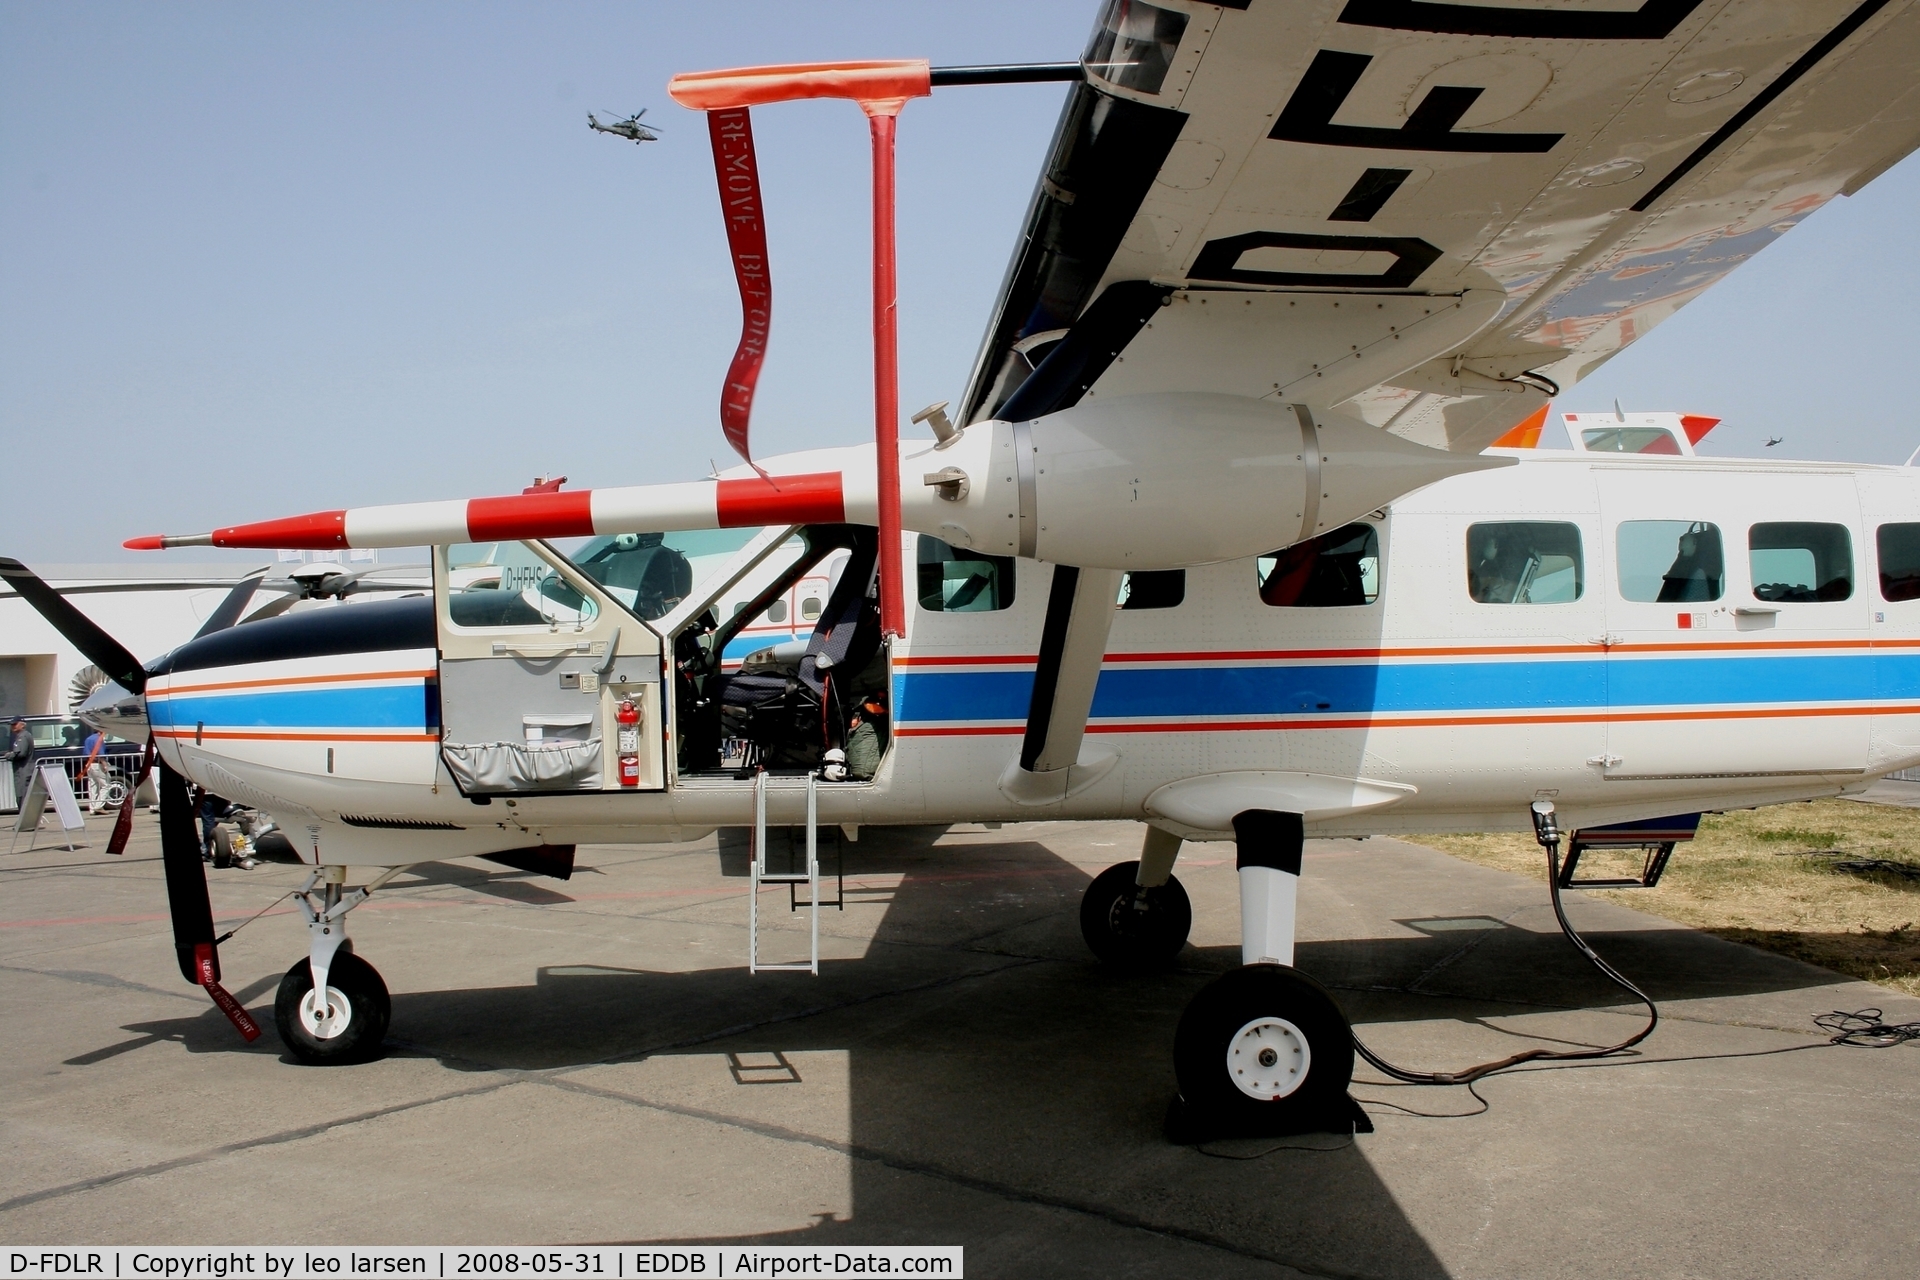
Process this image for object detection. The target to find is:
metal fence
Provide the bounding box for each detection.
[2,752,146,812]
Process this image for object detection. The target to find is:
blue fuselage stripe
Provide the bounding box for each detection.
[893,653,1920,724]
[150,685,429,730]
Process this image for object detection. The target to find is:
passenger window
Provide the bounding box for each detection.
[1259,524,1380,607]
[1466,522,1582,604]
[801,596,823,620]
[917,536,1015,612]
[1878,524,1920,602]
[1119,570,1184,610]
[766,598,788,624]
[1750,522,1852,602]
[1616,521,1723,603]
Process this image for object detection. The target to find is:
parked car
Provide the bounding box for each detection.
[1,716,145,812]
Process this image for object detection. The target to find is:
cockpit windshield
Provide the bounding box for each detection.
[461,529,761,623]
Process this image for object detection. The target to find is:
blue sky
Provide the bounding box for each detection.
[4,1,1918,564]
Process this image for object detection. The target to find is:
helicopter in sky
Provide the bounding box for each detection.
[587,109,660,143]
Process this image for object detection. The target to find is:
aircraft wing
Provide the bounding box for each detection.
[960,0,1920,449]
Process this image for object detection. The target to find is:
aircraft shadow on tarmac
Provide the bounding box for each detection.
[61,824,1867,1276]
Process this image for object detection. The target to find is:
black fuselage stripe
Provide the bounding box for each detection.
[1632,0,1891,213]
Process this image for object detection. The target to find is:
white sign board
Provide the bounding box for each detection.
[41,763,84,831]
[12,767,48,833]
[10,764,86,853]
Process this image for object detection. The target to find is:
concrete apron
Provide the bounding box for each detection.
[1,815,1916,1279]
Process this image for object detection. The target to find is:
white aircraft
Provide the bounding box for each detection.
[9,0,1920,1138]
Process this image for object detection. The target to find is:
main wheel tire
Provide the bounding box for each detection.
[211,824,236,868]
[1080,861,1192,971]
[274,952,391,1065]
[1174,964,1353,1129]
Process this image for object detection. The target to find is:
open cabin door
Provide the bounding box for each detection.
[655,525,891,780]
[433,541,665,794]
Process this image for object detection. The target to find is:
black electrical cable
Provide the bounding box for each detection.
[1350,814,1658,1086]
[1814,1008,1920,1047]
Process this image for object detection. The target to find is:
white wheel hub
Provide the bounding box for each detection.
[1227,1015,1311,1100]
[299,985,353,1040]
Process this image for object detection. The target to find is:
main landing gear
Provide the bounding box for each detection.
[273,866,395,1064]
[1083,813,1360,1138]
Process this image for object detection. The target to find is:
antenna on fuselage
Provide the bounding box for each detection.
[1614,399,1625,421]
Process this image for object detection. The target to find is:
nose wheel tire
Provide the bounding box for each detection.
[1174,964,1352,1128]
[1080,860,1192,971]
[274,952,390,1064]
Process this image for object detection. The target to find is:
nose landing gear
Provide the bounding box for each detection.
[274,949,390,1064]
[274,865,401,1064]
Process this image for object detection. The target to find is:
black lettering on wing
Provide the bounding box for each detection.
[1271,50,1562,154]
[1338,0,1704,41]
[1188,231,1442,289]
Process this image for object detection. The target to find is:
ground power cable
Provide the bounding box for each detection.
[1348,808,1920,1089]
[1349,803,1657,1087]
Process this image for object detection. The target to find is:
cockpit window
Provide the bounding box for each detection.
[443,544,601,630]
[452,528,760,624]
[1259,524,1380,607]
[917,536,1015,612]
[564,534,695,620]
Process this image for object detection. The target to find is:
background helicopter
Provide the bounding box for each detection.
[586,108,660,143]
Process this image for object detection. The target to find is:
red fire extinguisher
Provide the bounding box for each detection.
[617,698,641,787]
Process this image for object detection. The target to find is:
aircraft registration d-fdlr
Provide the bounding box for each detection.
[9,0,1920,1136]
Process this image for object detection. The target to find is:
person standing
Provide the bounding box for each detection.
[81,727,110,814]
[5,717,34,809]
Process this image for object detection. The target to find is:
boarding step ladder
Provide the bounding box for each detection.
[748,768,830,974]
[1557,814,1703,889]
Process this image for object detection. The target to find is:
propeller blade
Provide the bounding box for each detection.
[191,564,272,639]
[0,557,148,695]
[158,761,218,984]
[106,740,155,856]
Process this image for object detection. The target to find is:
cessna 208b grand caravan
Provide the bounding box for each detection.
[10,0,1920,1135]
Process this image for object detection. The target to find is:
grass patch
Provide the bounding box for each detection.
[1412,798,1920,997]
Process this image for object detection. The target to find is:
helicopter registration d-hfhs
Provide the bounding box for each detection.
[17,0,1920,1134]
